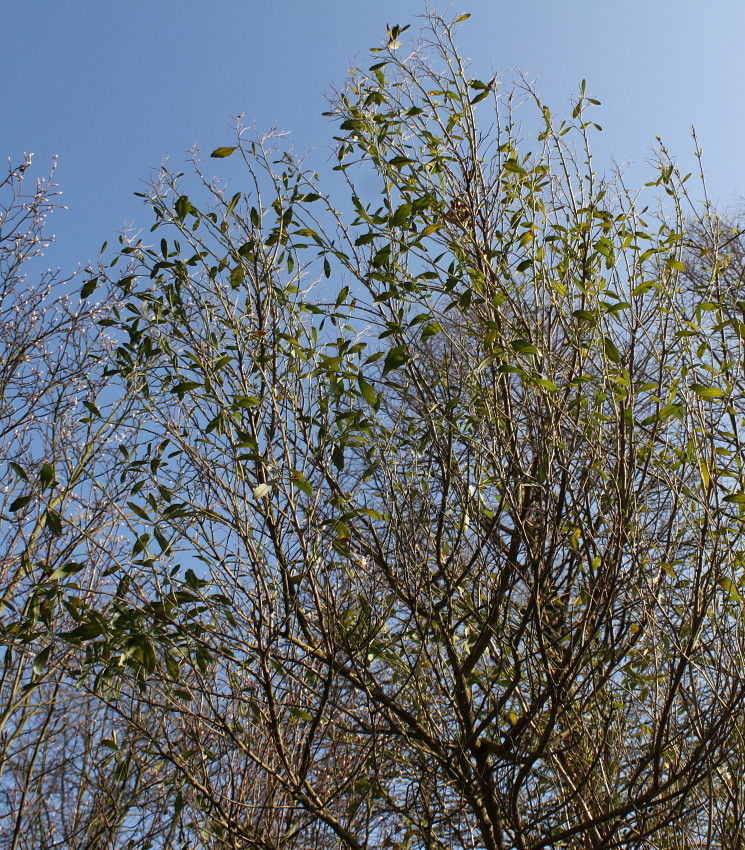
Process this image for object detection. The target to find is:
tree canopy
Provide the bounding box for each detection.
[3,14,745,850]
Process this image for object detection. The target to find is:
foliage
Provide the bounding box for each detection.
[7,14,745,850]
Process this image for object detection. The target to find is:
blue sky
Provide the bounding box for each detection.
[3,1,744,273]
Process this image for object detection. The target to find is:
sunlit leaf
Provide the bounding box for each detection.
[253,483,271,499]
[691,383,723,399]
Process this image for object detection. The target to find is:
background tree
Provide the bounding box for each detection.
[0,156,181,849]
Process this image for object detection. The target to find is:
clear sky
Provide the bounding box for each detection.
[3,1,744,273]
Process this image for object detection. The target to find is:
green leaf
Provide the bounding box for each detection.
[391,203,412,227]
[43,510,63,537]
[50,561,86,581]
[331,444,345,471]
[372,245,391,268]
[229,266,244,289]
[691,383,723,399]
[632,281,655,297]
[233,395,260,409]
[139,639,157,672]
[291,471,313,497]
[211,147,237,158]
[503,159,527,176]
[226,192,241,216]
[641,403,684,426]
[33,646,51,676]
[9,494,32,513]
[9,462,27,481]
[82,400,102,418]
[573,309,597,323]
[382,345,409,376]
[470,89,491,105]
[603,336,621,364]
[289,707,313,721]
[511,339,539,355]
[253,483,271,499]
[475,354,499,374]
[420,321,441,341]
[175,195,192,220]
[723,492,745,504]
[62,621,106,642]
[718,576,742,602]
[171,381,202,397]
[39,463,56,490]
[185,568,210,590]
[126,502,151,521]
[80,277,98,298]
[358,376,378,406]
